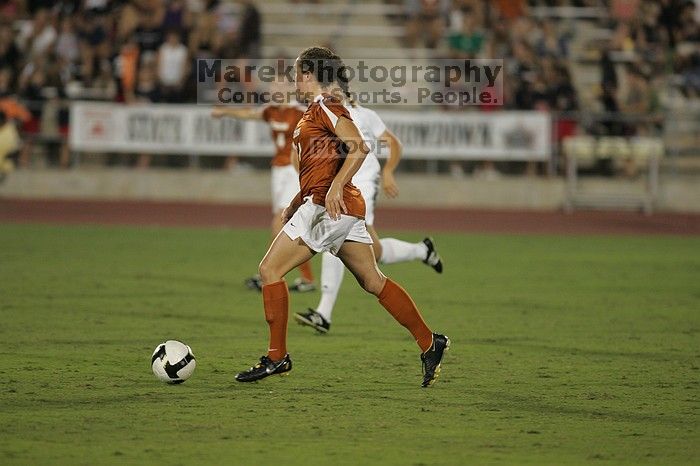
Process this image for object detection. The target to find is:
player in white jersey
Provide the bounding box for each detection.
[293,94,443,333]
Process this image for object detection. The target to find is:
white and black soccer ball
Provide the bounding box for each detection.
[151,340,196,384]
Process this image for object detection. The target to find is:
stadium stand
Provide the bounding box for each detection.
[0,0,697,191]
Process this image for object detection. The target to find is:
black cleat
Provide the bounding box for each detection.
[289,278,316,293]
[421,334,450,387]
[244,275,263,291]
[294,308,330,334]
[235,354,292,382]
[422,237,443,274]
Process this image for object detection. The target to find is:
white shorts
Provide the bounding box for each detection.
[282,198,373,255]
[354,178,379,226]
[271,165,300,213]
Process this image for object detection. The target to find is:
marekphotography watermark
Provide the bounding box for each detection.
[197,58,504,107]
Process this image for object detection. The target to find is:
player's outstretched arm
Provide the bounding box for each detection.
[379,128,402,198]
[211,106,263,120]
[326,116,369,220]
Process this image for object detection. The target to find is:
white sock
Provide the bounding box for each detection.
[316,252,345,322]
[379,238,428,265]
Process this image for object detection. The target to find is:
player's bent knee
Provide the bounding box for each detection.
[258,260,281,285]
[361,274,386,296]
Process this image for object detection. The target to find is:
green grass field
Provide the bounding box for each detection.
[0,224,698,465]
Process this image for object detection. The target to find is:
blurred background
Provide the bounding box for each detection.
[0,0,698,214]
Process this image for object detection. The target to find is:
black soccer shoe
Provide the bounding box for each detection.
[422,237,443,274]
[294,308,330,334]
[244,274,263,291]
[421,334,450,388]
[235,354,292,382]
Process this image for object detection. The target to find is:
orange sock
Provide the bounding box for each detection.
[377,278,433,352]
[298,260,314,282]
[262,280,289,361]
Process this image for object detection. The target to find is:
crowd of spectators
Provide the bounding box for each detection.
[388,0,697,175]
[0,0,698,174]
[397,0,697,112]
[0,0,261,169]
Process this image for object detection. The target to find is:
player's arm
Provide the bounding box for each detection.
[281,191,303,223]
[211,106,263,120]
[378,128,402,198]
[291,143,299,172]
[326,116,369,220]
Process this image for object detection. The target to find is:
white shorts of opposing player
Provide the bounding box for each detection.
[271,164,300,213]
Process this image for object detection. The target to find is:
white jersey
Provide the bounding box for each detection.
[345,103,386,184]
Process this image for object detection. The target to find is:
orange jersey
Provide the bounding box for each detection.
[262,104,305,167]
[292,94,365,219]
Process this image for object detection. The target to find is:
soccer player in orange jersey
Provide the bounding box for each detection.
[294,84,443,334]
[212,86,315,292]
[234,47,449,387]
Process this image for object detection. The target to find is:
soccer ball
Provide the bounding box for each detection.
[151,340,196,384]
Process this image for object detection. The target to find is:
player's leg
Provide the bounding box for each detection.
[295,181,373,333]
[337,240,449,387]
[277,165,315,291]
[271,207,314,289]
[244,168,289,291]
[359,178,443,273]
[270,210,284,241]
[317,252,345,323]
[337,240,430,350]
[374,226,443,274]
[258,231,315,355]
[294,251,343,333]
[235,230,315,383]
[246,166,315,292]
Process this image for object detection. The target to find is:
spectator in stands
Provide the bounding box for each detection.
[92,59,117,101]
[493,0,528,21]
[623,66,655,118]
[404,0,449,49]
[0,0,21,23]
[447,5,486,59]
[658,0,690,47]
[677,0,700,42]
[133,5,165,56]
[599,82,624,136]
[157,29,189,102]
[163,0,192,32]
[0,25,20,74]
[116,0,143,40]
[16,8,57,59]
[678,48,700,98]
[535,19,568,58]
[135,60,161,103]
[0,68,30,169]
[0,109,19,180]
[117,35,140,102]
[55,17,80,67]
[610,21,635,53]
[132,60,160,169]
[188,2,218,58]
[238,0,262,58]
[553,64,578,114]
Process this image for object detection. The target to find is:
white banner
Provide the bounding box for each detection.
[69,102,550,160]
